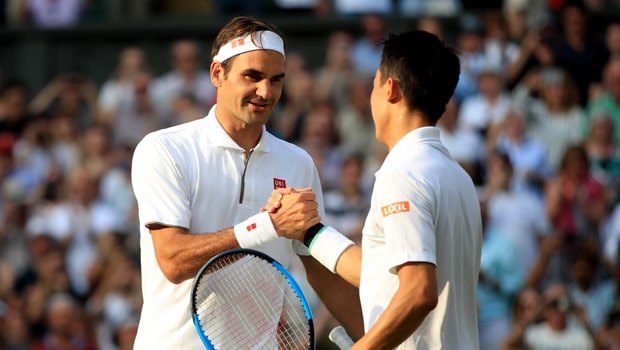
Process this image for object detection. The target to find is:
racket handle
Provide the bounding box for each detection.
[329,325,355,350]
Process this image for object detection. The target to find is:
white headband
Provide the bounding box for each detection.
[213,30,285,62]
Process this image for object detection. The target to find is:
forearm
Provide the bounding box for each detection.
[300,256,364,340]
[352,283,435,349]
[335,245,362,287]
[150,225,240,284]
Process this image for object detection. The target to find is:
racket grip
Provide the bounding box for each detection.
[329,325,355,350]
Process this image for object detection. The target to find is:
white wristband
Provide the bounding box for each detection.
[308,225,354,273]
[234,211,279,248]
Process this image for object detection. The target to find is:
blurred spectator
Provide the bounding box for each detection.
[545,144,608,245]
[297,101,343,191]
[502,0,550,42]
[29,292,97,350]
[97,47,149,125]
[150,40,215,124]
[583,112,620,207]
[500,287,545,349]
[272,0,326,15]
[397,0,461,16]
[0,135,32,277]
[47,114,80,178]
[586,58,620,145]
[313,30,357,109]
[506,31,558,90]
[271,69,315,142]
[29,73,98,133]
[104,71,164,148]
[19,0,83,28]
[492,109,553,198]
[554,1,609,106]
[335,77,379,157]
[350,14,387,79]
[568,244,616,332]
[458,61,512,137]
[437,97,486,186]
[501,283,598,349]
[606,21,620,61]
[415,16,444,38]
[453,14,487,103]
[79,124,112,179]
[512,67,586,169]
[332,0,392,15]
[170,91,206,125]
[322,153,370,244]
[17,237,75,338]
[482,10,520,73]
[479,150,550,273]
[1,300,32,350]
[0,79,31,139]
[478,194,526,350]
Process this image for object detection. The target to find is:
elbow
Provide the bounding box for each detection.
[158,259,188,284]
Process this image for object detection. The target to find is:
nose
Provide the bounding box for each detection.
[256,80,272,100]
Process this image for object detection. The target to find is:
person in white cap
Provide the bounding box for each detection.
[131,16,363,349]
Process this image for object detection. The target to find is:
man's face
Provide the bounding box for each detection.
[370,69,388,145]
[215,50,285,128]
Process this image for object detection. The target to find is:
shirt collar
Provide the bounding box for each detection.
[203,105,272,153]
[388,126,445,158]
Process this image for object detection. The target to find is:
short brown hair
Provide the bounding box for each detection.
[211,16,286,75]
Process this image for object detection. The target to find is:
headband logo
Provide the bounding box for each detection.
[213,31,285,62]
[231,38,245,48]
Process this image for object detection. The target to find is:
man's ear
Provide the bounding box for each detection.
[386,77,401,104]
[210,61,223,87]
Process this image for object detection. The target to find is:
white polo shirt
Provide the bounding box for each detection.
[360,127,482,349]
[131,106,324,349]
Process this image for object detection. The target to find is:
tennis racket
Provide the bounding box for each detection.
[190,248,314,350]
[329,325,355,350]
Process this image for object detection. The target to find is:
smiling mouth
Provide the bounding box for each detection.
[249,101,270,109]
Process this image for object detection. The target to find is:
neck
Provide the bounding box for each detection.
[385,111,432,151]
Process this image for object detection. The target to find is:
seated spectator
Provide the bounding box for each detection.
[513,67,586,170]
[501,283,599,349]
[582,111,620,207]
[437,97,486,186]
[586,58,620,145]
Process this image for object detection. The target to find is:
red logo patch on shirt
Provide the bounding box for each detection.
[381,201,410,217]
[273,178,286,189]
[246,223,257,232]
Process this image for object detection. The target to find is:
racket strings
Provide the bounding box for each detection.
[193,253,311,349]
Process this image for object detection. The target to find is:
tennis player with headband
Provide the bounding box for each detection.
[131,16,363,349]
[269,30,483,349]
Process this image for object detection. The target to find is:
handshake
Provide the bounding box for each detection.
[234,187,354,273]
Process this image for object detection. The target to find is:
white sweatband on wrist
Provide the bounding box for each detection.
[292,239,311,256]
[308,225,354,273]
[213,30,285,62]
[234,211,278,248]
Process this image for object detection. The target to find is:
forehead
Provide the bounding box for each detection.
[229,50,285,74]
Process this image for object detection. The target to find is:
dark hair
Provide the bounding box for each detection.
[211,16,286,76]
[378,30,460,124]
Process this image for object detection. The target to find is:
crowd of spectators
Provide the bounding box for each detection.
[1,0,620,349]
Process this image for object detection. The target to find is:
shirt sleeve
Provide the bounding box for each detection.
[375,168,437,273]
[131,134,191,229]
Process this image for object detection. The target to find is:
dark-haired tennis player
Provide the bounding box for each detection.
[271,30,483,349]
[131,16,363,349]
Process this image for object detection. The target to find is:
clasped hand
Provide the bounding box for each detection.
[262,187,320,241]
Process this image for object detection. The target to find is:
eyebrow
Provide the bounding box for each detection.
[243,68,285,80]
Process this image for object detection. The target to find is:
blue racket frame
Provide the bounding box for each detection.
[190,248,315,350]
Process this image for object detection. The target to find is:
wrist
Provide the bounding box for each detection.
[233,211,278,248]
[307,225,354,273]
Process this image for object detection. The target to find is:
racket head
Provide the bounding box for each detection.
[190,248,314,350]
